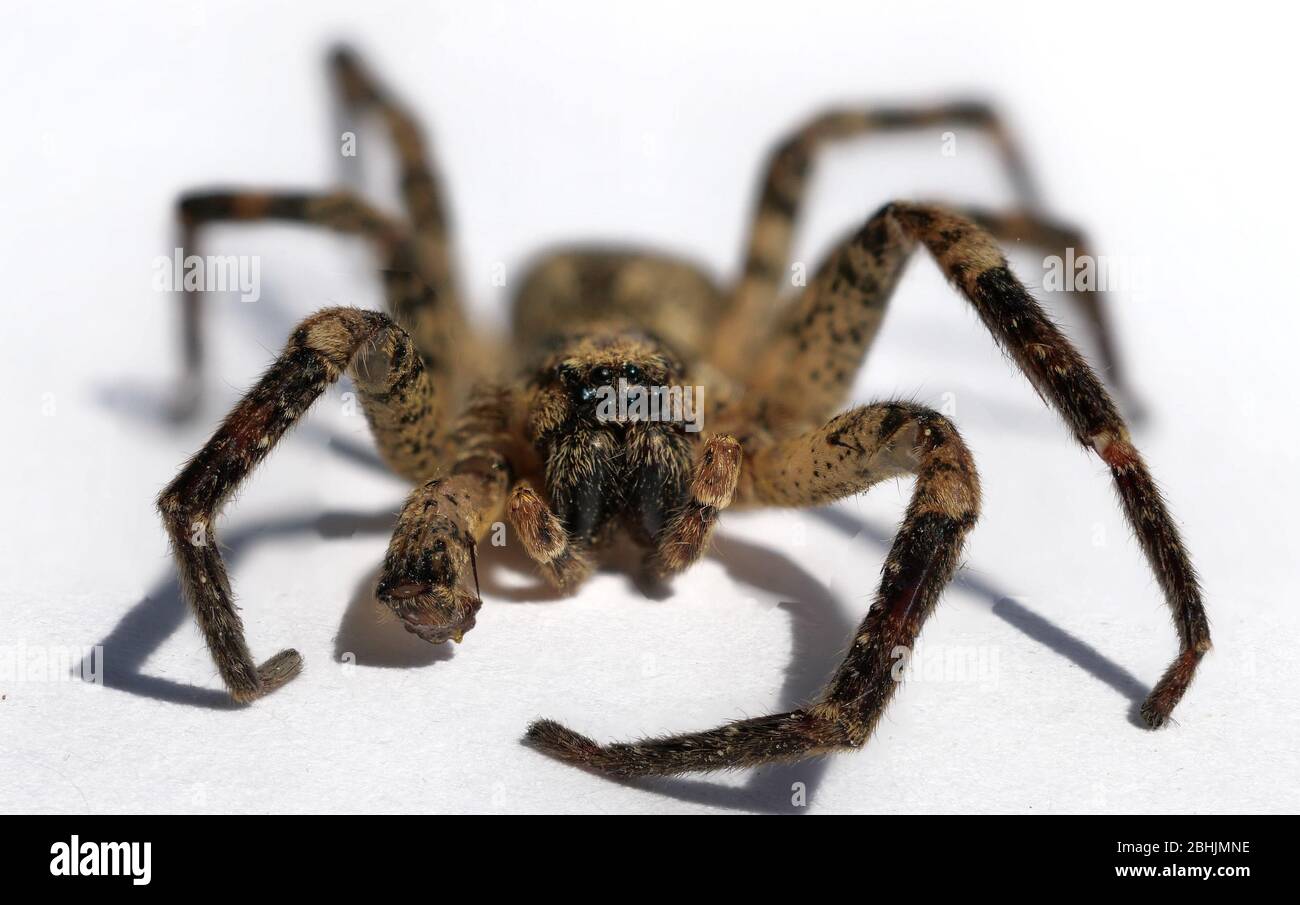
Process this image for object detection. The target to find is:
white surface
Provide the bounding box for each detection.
[1,1,1297,814]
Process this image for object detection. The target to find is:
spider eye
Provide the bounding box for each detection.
[623,364,643,383]
[592,366,614,387]
[556,364,579,386]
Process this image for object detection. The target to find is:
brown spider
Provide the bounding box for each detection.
[157,46,1209,777]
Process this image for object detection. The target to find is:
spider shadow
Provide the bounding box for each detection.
[334,563,457,669]
[331,536,583,666]
[811,508,1152,726]
[477,535,584,604]
[91,441,1151,807]
[97,372,385,474]
[89,506,400,708]
[97,294,1151,801]
[91,495,565,710]
[599,507,1152,814]
[99,278,370,431]
[584,531,852,814]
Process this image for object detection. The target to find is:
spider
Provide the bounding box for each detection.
[157,46,1209,777]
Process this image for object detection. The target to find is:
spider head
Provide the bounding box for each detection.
[537,331,684,428]
[527,330,698,545]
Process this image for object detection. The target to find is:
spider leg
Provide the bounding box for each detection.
[530,203,1208,775]
[645,434,742,579]
[712,102,1139,415]
[714,101,1039,376]
[506,481,594,590]
[377,385,513,644]
[328,47,471,393]
[157,307,440,701]
[175,190,474,419]
[329,46,457,261]
[757,201,1208,719]
[172,191,395,416]
[959,207,1143,420]
[528,404,977,775]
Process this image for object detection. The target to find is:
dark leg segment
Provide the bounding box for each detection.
[961,207,1140,416]
[172,192,396,416]
[330,45,455,251]
[329,47,469,365]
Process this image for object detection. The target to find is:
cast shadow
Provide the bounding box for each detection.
[89,506,398,708]
[811,507,1150,713]
[334,562,454,668]
[96,372,389,478]
[592,532,851,814]
[596,507,1152,813]
[91,490,590,710]
[95,288,1152,807]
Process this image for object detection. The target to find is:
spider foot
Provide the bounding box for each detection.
[1139,701,1177,730]
[524,720,621,774]
[525,710,842,777]
[256,648,303,693]
[1139,645,1208,729]
[229,648,303,703]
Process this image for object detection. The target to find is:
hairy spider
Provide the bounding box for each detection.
[157,47,1209,776]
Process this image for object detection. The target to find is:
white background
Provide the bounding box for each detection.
[2,1,1297,814]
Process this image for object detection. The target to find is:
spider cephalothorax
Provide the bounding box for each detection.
[155,46,1209,776]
